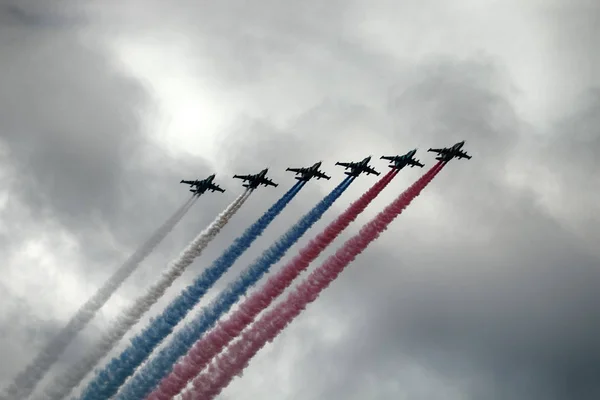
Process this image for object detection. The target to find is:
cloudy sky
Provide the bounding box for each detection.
[1,0,599,399]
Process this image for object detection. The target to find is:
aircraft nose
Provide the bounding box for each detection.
[365,156,371,161]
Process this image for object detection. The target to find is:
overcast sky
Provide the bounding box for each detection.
[1,0,599,399]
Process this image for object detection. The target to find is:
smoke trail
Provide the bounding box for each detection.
[147,170,398,400]
[121,176,356,400]
[75,182,305,400]
[0,196,197,400]
[40,190,251,400]
[185,162,445,400]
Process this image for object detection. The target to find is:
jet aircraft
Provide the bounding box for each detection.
[233,168,278,189]
[335,156,380,177]
[286,161,331,181]
[428,141,472,161]
[180,174,225,196]
[380,149,424,170]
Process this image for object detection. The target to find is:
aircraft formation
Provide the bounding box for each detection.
[3,141,470,400]
[181,141,471,196]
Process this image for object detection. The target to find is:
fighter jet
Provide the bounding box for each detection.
[380,149,425,170]
[427,140,472,161]
[286,161,331,181]
[233,168,278,189]
[180,174,225,196]
[335,156,380,177]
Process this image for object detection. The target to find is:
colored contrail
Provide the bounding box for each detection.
[147,170,398,399]
[184,162,444,400]
[0,196,197,400]
[120,176,357,400]
[75,182,305,400]
[41,189,251,400]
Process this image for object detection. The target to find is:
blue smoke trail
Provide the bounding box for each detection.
[116,176,354,399]
[78,182,305,400]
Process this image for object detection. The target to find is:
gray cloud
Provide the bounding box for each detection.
[304,201,600,400]
[0,2,83,29]
[1,1,598,399]
[216,57,600,400]
[0,19,142,222]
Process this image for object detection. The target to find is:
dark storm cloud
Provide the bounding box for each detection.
[1,1,598,399]
[296,195,600,400]
[0,7,219,250]
[225,60,600,399]
[0,1,366,391]
[0,22,143,223]
[0,4,52,27]
[202,54,599,399]
[0,2,225,387]
[0,1,83,29]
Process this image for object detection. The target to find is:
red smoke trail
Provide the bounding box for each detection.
[182,162,444,400]
[147,170,398,399]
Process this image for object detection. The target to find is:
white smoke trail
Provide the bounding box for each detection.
[0,196,197,400]
[38,190,252,400]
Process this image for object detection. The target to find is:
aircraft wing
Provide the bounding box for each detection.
[428,148,448,154]
[380,155,395,161]
[260,177,278,187]
[315,170,331,179]
[364,166,380,175]
[456,150,472,159]
[336,161,355,168]
[408,159,425,167]
[180,179,198,186]
[287,167,306,173]
[233,174,253,181]
[208,183,225,192]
